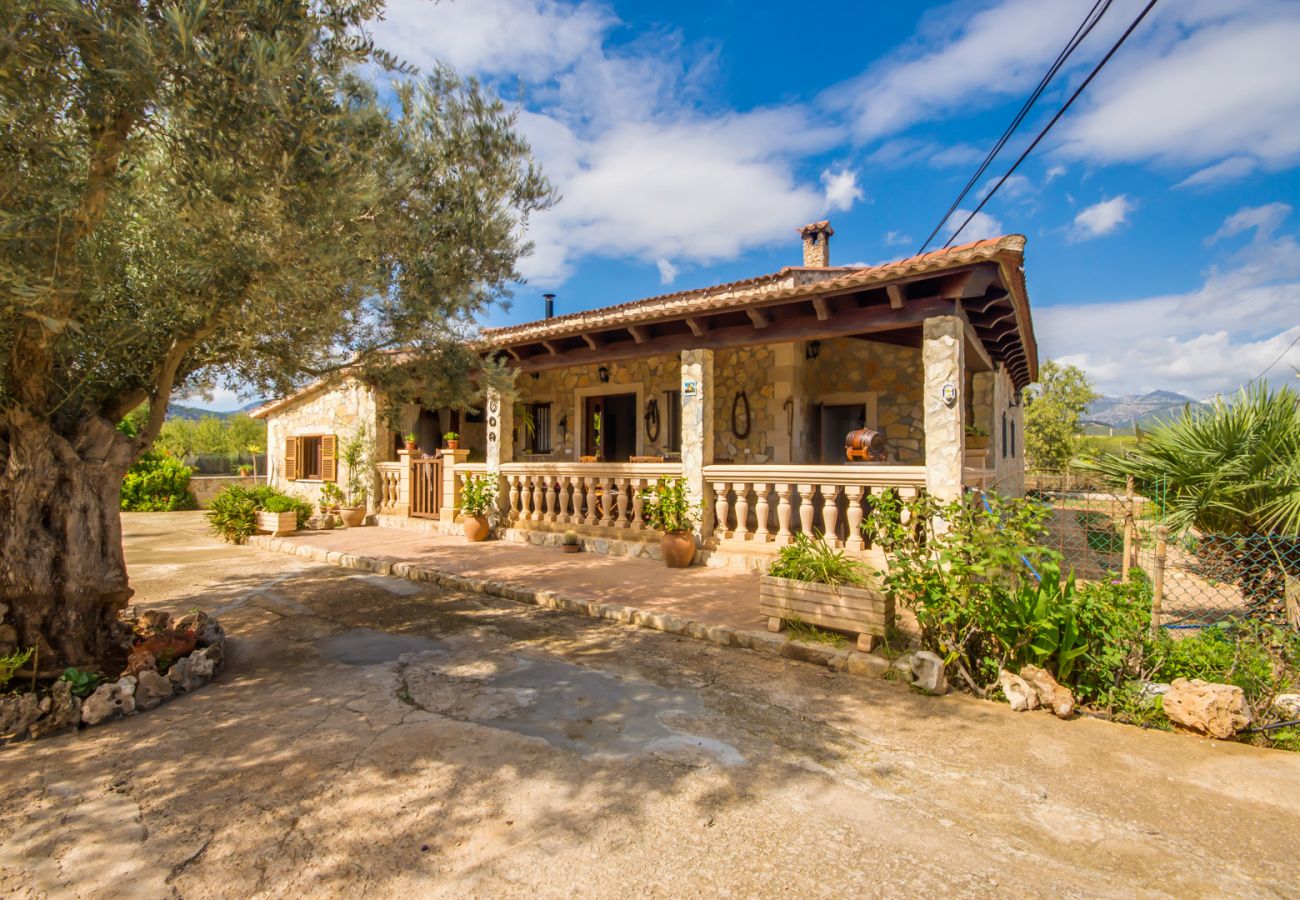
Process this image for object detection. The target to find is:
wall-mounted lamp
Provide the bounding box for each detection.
[598,365,610,383]
[558,414,568,442]
[805,340,821,360]
[1010,389,1023,407]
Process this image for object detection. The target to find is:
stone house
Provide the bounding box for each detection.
[253,221,1036,568]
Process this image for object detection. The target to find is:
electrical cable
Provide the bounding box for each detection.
[919,0,1114,253]
[943,0,1160,249]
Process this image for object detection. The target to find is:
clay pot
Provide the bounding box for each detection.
[446,440,460,450]
[660,531,696,568]
[561,543,581,554]
[462,514,490,542]
[339,505,366,528]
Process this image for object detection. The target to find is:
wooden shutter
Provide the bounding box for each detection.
[321,434,337,482]
[284,436,298,481]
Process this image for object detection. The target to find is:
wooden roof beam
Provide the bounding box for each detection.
[541,340,558,355]
[582,333,600,351]
[812,296,831,321]
[746,308,771,329]
[627,324,648,344]
[685,316,708,337]
[886,284,905,309]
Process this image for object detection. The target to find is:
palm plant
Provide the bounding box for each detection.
[1082,384,1300,536]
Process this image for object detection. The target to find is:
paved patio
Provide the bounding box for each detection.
[269,524,768,630]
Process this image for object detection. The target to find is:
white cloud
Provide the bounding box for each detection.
[1038,213,1300,397]
[1069,195,1133,241]
[884,230,912,247]
[1058,4,1300,172]
[1207,202,1291,245]
[656,259,679,285]
[1175,156,1259,189]
[945,208,1003,244]
[372,0,843,286]
[821,167,864,211]
[978,173,1033,201]
[1044,164,1067,184]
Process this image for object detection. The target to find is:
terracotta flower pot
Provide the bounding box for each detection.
[339,505,366,528]
[561,543,581,554]
[660,531,696,568]
[446,440,460,450]
[462,514,490,542]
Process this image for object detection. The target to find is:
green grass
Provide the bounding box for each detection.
[785,617,849,648]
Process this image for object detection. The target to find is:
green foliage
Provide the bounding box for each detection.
[206,485,312,543]
[1082,384,1300,536]
[443,432,459,441]
[1154,620,1300,720]
[640,477,698,534]
[58,667,103,698]
[338,424,373,506]
[0,647,34,689]
[769,533,869,587]
[866,490,1149,697]
[120,452,196,512]
[562,530,580,546]
[156,414,266,471]
[318,482,346,510]
[1023,360,1100,471]
[786,617,849,648]
[459,474,497,517]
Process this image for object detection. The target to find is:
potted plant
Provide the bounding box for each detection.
[444,431,460,451]
[560,530,581,554]
[403,432,417,451]
[459,472,496,541]
[641,476,698,568]
[760,534,893,651]
[318,481,345,515]
[965,424,991,450]
[238,464,254,477]
[337,425,372,527]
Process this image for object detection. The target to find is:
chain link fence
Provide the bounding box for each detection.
[1022,471,1299,631]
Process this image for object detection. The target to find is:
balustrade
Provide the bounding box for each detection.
[705,465,926,549]
[499,462,681,532]
[376,462,403,513]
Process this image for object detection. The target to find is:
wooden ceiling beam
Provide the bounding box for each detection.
[627,324,648,344]
[582,333,600,351]
[886,284,905,309]
[812,296,831,321]
[541,340,559,355]
[685,316,707,337]
[746,308,771,329]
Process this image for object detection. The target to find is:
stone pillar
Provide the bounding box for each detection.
[440,449,470,522]
[680,349,714,539]
[766,342,804,464]
[922,316,965,501]
[485,388,513,518]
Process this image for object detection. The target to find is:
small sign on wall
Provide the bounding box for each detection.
[683,379,699,398]
[941,382,958,406]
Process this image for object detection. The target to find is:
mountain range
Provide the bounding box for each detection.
[166,399,264,421]
[1083,390,1208,432]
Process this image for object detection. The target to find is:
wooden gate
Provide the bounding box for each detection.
[410,456,443,518]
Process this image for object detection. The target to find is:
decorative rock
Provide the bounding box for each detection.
[1138,682,1171,706]
[81,678,137,725]
[30,681,81,738]
[910,651,948,695]
[890,653,916,683]
[188,649,217,684]
[1272,694,1300,719]
[176,610,210,637]
[168,656,196,693]
[134,669,174,711]
[1163,678,1252,739]
[137,609,172,633]
[845,651,891,678]
[1020,665,1074,719]
[123,649,157,678]
[998,669,1039,712]
[0,692,44,736]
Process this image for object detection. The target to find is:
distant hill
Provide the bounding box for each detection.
[166,399,264,421]
[1084,390,1208,432]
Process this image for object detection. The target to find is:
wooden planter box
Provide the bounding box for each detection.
[255,510,297,536]
[759,575,894,650]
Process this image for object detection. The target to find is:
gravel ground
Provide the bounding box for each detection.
[1,511,1298,898]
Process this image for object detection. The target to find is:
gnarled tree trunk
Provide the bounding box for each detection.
[0,413,136,672]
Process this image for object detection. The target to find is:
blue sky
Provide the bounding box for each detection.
[196,0,1300,408]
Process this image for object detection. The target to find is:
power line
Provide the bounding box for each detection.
[918,0,1114,254]
[942,0,1160,249]
[1246,331,1300,388]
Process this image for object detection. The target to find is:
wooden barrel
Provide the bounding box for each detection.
[844,427,886,462]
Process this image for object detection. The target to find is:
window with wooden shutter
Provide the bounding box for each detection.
[285,436,298,481]
[321,434,337,482]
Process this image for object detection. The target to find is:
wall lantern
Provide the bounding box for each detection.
[805,340,821,360]
[598,366,610,383]
[558,414,568,442]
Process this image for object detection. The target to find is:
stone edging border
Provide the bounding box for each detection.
[247,535,924,685]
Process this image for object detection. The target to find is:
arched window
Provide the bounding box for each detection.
[1001,411,1008,459]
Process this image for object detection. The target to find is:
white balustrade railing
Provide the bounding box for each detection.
[704,464,926,549]
[376,462,403,512]
[498,462,682,531]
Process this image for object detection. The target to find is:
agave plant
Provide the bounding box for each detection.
[1082,384,1300,536]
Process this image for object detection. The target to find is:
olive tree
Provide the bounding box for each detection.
[0,1,552,669]
[1023,360,1099,471]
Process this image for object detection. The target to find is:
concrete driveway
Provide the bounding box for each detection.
[1,511,1298,898]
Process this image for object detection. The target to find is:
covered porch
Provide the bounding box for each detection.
[377,235,1035,568]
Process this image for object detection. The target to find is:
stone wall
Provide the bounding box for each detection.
[803,337,924,463]
[189,475,259,508]
[713,346,778,463]
[264,378,382,508]
[513,354,679,460]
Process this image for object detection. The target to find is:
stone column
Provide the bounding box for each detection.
[767,342,804,464]
[922,316,965,501]
[680,349,714,539]
[485,388,513,518]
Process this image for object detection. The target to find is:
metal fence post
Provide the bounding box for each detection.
[1151,524,1168,635]
[1121,475,1134,582]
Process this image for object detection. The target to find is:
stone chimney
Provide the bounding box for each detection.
[799,220,833,267]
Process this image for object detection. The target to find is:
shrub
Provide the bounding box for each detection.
[318,482,345,510]
[769,533,869,586]
[0,647,34,689]
[206,485,313,542]
[640,476,697,534]
[1154,620,1300,721]
[120,452,196,511]
[459,473,497,517]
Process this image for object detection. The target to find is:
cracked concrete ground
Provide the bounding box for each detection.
[1,512,1299,898]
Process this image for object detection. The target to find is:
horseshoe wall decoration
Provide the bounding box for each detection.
[731,390,751,439]
[644,398,660,442]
